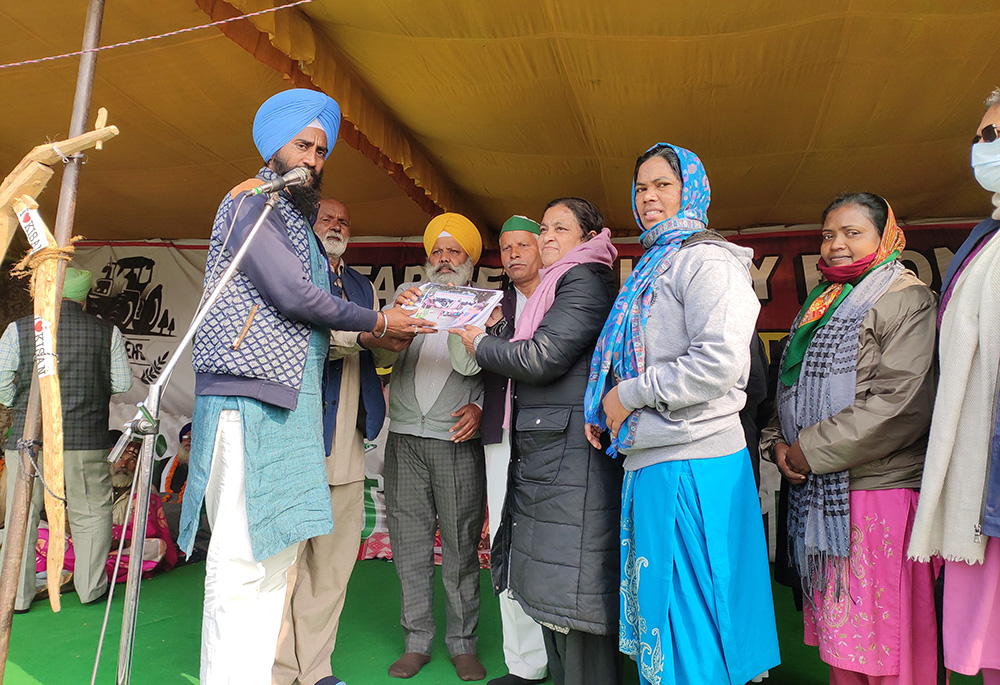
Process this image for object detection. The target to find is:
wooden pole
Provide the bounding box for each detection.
[0,0,106,676]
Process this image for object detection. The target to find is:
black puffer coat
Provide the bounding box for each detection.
[476,262,622,635]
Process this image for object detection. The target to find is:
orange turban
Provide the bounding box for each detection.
[423,213,482,264]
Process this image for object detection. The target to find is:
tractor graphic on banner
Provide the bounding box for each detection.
[87,256,175,336]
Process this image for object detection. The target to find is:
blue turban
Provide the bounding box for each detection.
[252,89,342,163]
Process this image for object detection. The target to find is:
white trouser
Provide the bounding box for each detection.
[201,410,298,685]
[486,430,548,680]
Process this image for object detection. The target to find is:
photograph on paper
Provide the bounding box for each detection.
[405,283,503,330]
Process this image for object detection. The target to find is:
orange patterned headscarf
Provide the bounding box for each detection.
[798,204,905,327]
[781,201,905,385]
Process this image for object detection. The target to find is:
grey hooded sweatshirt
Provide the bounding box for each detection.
[614,237,760,471]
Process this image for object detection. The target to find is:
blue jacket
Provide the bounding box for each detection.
[192,167,378,410]
[322,265,386,448]
[987,398,1000,537]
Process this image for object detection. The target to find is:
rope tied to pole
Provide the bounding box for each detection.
[0,0,315,71]
[13,439,67,504]
[9,238,80,292]
[8,238,82,510]
[49,143,71,165]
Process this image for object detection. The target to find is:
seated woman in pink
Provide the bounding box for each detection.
[37,439,176,585]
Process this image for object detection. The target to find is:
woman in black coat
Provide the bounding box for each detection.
[452,197,623,685]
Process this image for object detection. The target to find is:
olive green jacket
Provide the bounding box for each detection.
[761,271,938,491]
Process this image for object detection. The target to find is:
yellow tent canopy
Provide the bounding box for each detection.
[2,0,999,247]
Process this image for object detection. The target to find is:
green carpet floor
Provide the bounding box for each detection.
[2,560,985,684]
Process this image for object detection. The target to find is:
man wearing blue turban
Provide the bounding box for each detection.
[181,88,431,683]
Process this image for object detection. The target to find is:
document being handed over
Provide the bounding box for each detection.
[404,283,503,330]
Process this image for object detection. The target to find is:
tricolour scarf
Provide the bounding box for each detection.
[779,202,906,600]
[502,228,617,429]
[780,206,905,386]
[584,143,711,456]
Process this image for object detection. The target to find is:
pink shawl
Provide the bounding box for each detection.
[512,228,617,342]
[503,228,617,427]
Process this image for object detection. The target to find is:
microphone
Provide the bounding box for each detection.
[249,167,312,195]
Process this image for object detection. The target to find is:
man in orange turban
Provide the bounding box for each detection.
[382,213,488,681]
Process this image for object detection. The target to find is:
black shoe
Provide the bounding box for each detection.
[487,675,547,685]
[315,677,345,685]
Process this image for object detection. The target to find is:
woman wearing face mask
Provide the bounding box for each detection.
[762,192,939,684]
[584,143,778,685]
[452,197,623,685]
[909,88,1000,685]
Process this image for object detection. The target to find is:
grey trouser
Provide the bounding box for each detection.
[0,448,112,609]
[383,432,486,657]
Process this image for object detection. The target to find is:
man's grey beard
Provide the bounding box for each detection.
[269,155,324,220]
[111,471,133,489]
[425,258,474,286]
[321,235,347,261]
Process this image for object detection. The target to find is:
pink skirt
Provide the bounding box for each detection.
[804,489,937,683]
[943,535,1000,676]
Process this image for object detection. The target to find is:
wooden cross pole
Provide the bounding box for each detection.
[0,2,110,677]
[8,197,70,611]
[0,117,119,647]
[0,124,118,258]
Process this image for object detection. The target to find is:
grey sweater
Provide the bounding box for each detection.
[386,283,484,441]
[615,239,760,470]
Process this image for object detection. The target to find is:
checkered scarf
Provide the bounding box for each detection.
[778,259,904,599]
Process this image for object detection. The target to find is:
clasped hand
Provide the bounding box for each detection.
[774,441,811,484]
[584,386,632,449]
[450,403,482,443]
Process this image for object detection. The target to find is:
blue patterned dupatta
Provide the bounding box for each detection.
[584,144,711,456]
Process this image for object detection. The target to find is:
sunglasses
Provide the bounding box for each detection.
[973,123,1000,144]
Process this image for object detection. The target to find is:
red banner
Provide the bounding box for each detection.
[343,223,973,342]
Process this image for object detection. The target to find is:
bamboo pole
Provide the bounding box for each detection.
[0,0,106,676]
[10,199,69,612]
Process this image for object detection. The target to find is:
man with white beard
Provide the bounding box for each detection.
[382,213,488,681]
[274,198,402,685]
[312,198,351,265]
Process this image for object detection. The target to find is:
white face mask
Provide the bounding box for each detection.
[972,138,1000,193]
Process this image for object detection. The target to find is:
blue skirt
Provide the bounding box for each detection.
[620,448,780,685]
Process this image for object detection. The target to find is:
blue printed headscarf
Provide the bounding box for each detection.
[584,143,711,456]
[252,88,342,163]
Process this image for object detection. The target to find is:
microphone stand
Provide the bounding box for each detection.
[97,191,282,685]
